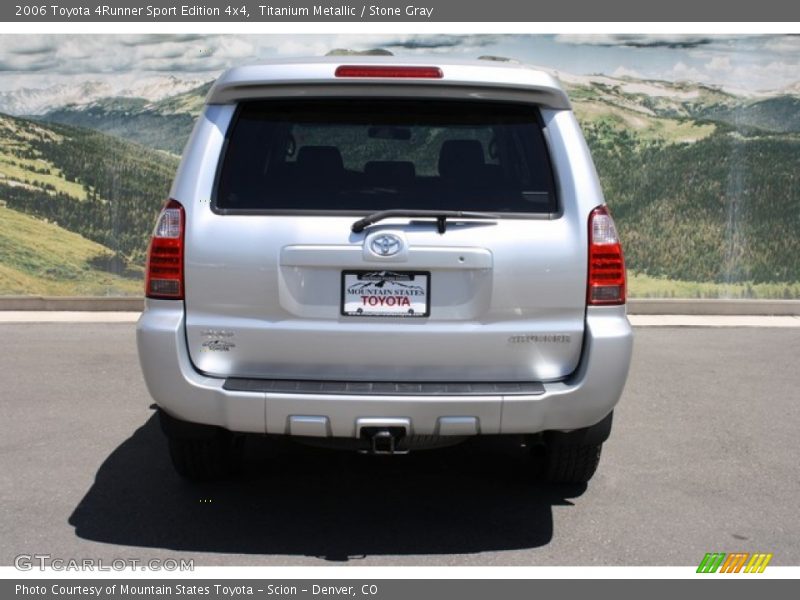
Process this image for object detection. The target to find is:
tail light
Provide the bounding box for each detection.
[588,205,626,305]
[334,65,443,78]
[145,199,184,299]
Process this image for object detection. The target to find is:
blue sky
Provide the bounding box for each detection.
[0,34,798,94]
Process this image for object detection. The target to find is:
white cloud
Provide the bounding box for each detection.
[0,34,798,97]
[762,36,800,54]
[612,66,644,79]
[669,61,705,81]
[554,34,718,49]
[707,56,732,72]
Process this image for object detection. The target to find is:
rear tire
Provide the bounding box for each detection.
[542,442,602,484]
[159,410,240,481]
[537,412,613,484]
[167,435,238,481]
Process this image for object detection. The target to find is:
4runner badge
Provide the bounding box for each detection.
[509,334,571,344]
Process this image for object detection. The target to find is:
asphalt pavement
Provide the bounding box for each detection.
[1,323,798,566]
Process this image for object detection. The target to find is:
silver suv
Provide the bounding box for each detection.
[136,58,633,483]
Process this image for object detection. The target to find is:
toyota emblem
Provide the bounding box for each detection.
[369,234,402,257]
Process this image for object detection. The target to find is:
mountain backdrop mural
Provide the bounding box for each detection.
[1,34,798,298]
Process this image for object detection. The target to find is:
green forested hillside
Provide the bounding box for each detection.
[0,205,142,295]
[696,96,800,134]
[584,122,800,283]
[0,113,178,268]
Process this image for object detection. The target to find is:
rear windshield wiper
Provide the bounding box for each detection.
[351,209,500,234]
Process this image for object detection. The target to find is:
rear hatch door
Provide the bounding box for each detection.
[183,98,586,382]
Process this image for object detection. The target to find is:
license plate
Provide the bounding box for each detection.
[341,270,430,317]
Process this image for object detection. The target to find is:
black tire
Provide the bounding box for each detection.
[167,435,238,481]
[542,442,603,484]
[159,410,240,481]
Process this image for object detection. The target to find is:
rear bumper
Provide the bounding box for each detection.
[136,300,632,437]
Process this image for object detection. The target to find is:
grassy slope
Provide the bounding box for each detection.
[628,273,800,300]
[0,112,180,296]
[573,99,716,143]
[0,111,177,261]
[0,205,141,296]
[0,116,88,199]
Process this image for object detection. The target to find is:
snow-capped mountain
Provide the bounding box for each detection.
[10,63,800,157]
[550,68,800,100]
[779,81,800,96]
[4,62,799,119]
[0,75,211,116]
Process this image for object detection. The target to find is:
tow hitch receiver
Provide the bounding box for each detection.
[360,427,409,455]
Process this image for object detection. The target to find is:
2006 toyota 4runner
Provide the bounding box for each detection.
[137,58,633,483]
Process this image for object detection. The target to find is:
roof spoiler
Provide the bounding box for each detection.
[205,62,572,110]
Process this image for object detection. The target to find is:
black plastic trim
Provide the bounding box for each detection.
[223,378,545,396]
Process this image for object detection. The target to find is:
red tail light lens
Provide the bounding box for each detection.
[335,65,443,79]
[145,199,184,299]
[588,205,626,305]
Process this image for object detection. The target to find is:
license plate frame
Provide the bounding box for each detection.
[341,270,431,318]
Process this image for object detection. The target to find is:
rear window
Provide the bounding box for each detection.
[214,99,557,214]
